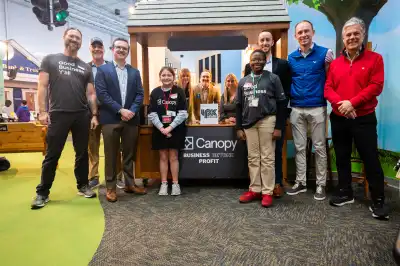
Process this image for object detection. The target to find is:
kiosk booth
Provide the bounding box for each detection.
[127,0,291,180]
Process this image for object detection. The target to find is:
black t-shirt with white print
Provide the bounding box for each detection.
[149,86,187,127]
[40,53,93,113]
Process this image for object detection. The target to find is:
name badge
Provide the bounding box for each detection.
[249,98,259,107]
[162,115,172,124]
[170,93,178,99]
[167,110,176,117]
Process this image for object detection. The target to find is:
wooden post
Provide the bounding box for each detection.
[140,34,150,105]
[280,29,288,59]
[130,34,138,68]
[281,29,289,183]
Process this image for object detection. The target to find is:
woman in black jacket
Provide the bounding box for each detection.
[219,73,238,124]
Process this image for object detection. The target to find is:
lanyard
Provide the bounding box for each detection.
[163,90,171,113]
[251,72,263,97]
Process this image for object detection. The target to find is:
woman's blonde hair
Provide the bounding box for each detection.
[177,68,193,122]
[223,73,238,103]
[177,68,191,92]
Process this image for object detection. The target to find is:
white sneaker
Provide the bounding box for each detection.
[158,182,168,196]
[171,183,181,196]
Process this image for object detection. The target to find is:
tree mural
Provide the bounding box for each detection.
[287,0,388,56]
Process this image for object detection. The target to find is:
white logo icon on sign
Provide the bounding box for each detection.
[184,137,194,150]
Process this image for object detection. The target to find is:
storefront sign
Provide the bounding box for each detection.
[200,104,219,125]
[2,45,39,75]
[179,126,248,179]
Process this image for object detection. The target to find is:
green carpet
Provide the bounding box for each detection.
[0,143,104,266]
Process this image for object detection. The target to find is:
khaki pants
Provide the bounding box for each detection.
[290,107,327,186]
[88,125,122,181]
[244,116,276,195]
[88,125,102,181]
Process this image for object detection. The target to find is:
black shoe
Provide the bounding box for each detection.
[77,185,97,198]
[329,188,354,207]
[369,198,389,220]
[31,195,49,210]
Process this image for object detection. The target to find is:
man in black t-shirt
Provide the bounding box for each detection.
[31,27,99,210]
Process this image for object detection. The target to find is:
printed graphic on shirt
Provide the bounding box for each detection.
[243,84,268,101]
[157,98,177,106]
[40,53,93,112]
[58,60,86,76]
[149,87,187,127]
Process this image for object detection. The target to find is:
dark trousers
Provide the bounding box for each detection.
[102,122,138,189]
[36,111,90,197]
[330,112,384,200]
[275,123,286,185]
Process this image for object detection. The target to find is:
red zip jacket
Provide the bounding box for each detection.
[324,49,384,117]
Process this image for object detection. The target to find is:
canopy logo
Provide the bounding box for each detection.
[157,99,176,105]
[183,136,237,152]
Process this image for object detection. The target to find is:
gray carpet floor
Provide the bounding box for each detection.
[89,182,400,266]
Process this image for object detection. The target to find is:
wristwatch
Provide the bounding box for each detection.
[92,113,99,117]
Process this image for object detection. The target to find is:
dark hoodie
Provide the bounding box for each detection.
[236,70,286,130]
[16,105,31,122]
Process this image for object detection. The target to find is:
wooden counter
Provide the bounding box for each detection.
[136,121,293,181]
[0,123,47,154]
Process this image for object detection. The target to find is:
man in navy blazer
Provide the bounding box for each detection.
[95,37,147,202]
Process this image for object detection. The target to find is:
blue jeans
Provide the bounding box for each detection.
[275,124,286,186]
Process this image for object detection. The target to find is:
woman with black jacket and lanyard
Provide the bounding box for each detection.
[236,49,286,207]
[148,67,188,196]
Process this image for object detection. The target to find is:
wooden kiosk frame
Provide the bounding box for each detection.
[127,21,291,180]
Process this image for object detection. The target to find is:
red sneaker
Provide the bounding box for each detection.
[239,191,262,203]
[261,194,273,207]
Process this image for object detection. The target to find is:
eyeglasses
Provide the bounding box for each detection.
[114,46,128,51]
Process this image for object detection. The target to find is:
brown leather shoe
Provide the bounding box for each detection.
[273,184,284,198]
[124,185,147,195]
[106,189,117,202]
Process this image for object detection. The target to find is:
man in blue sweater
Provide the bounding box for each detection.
[286,20,334,200]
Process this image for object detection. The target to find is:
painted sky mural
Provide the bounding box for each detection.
[287,0,400,152]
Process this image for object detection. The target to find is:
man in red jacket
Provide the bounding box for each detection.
[324,17,389,220]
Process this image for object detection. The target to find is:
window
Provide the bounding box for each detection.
[217,54,221,84]
[199,59,203,78]
[211,55,216,83]
[197,53,221,84]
